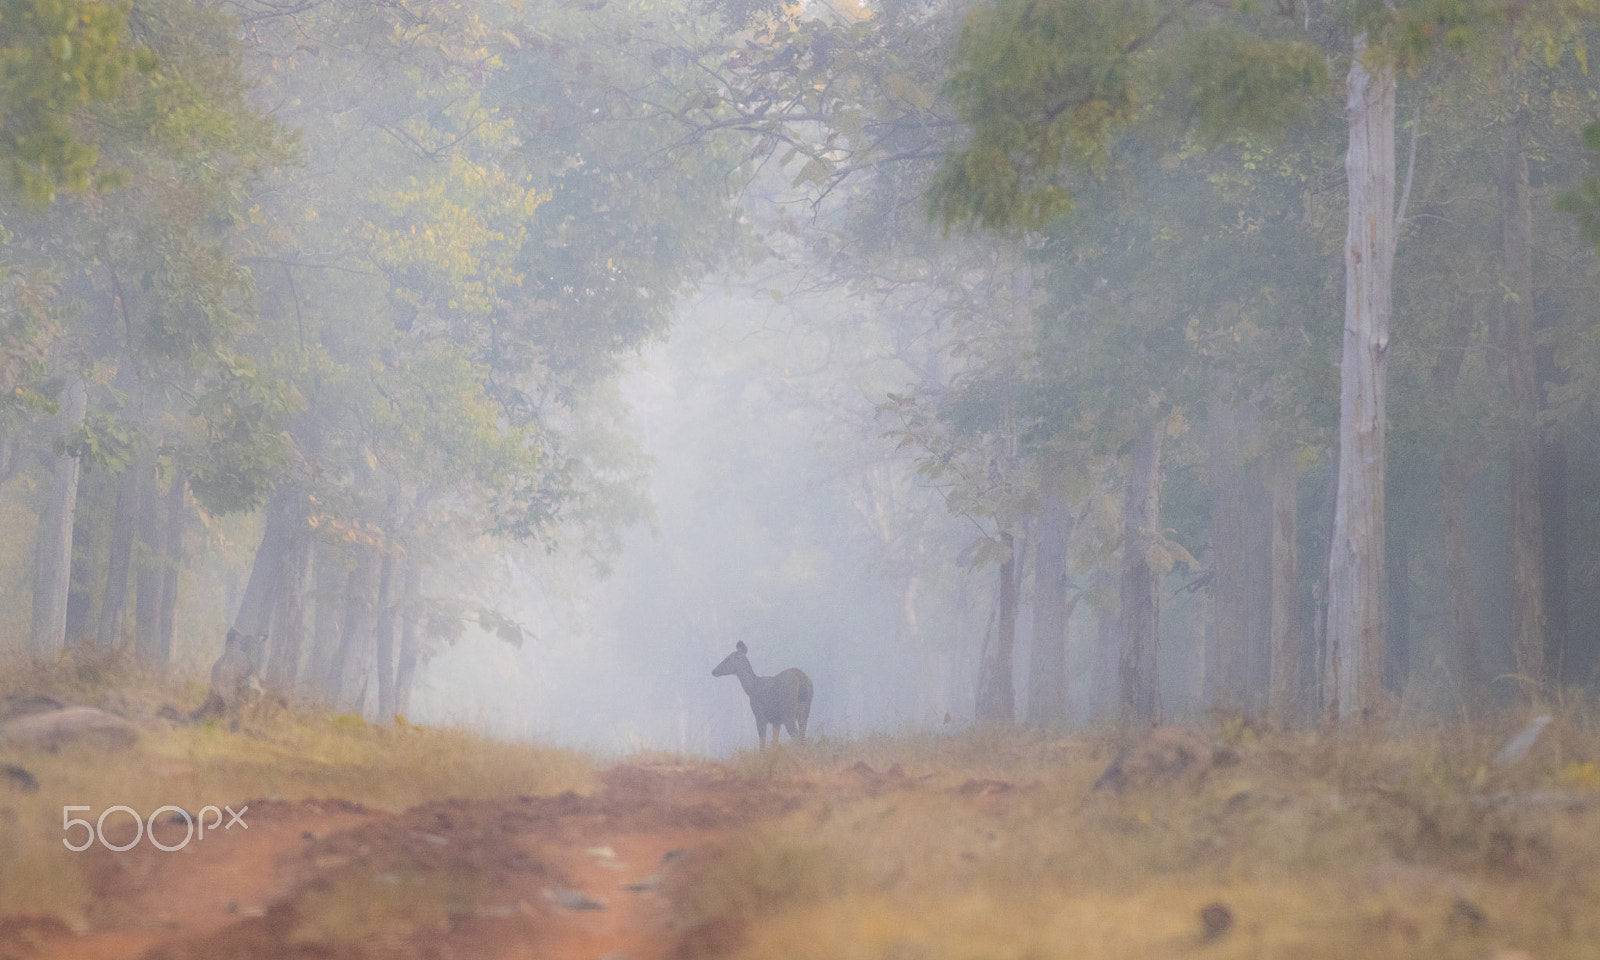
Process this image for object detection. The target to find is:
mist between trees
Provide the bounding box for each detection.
[5,0,1600,749]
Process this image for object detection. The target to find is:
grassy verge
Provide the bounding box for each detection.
[0,653,593,919]
[677,712,1600,960]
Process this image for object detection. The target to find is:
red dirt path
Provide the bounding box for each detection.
[1,762,811,960]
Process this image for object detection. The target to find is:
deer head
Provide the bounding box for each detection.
[712,641,750,678]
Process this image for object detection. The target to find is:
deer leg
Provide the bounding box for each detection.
[756,718,767,750]
[782,718,798,743]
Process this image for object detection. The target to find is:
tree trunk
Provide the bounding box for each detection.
[1326,36,1395,724]
[1206,400,1247,708]
[373,551,398,721]
[328,542,379,711]
[306,541,345,698]
[29,376,88,658]
[1440,452,1483,704]
[265,529,311,693]
[1120,421,1165,723]
[975,532,1017,724]
[96,465,140,651]
[232,491,294,641]
[1027,497,1074,727]
[1433,294,1483,707]
[157,475,186,661]
[1268,442,1301,722]
[395,560,423,718]
[133,456,167,668]
[1501,114,1546,696]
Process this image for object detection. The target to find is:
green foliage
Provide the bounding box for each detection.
[0,0,149,203]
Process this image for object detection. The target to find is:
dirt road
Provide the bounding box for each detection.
[2,762,808,960]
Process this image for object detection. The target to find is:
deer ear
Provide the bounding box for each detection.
[736,641,747,653]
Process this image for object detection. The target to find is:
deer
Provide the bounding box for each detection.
[711,641,813,749]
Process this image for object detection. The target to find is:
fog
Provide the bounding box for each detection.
[6,0,1600,758]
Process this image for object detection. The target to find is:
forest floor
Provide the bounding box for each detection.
[4,666,1600,960]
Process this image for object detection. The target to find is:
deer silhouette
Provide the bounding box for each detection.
[712,641,812,749]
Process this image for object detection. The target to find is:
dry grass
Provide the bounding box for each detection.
[677,712,1600,960]
[0,654,593,918]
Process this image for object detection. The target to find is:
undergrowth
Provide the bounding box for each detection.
[678,710,1600,960]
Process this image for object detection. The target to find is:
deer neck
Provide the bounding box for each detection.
[733,662,760,697]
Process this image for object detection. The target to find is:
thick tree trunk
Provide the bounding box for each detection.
[1206,400,1247,708]
[96,466,140,651]
[64,499,96,647]
[1326,37,1394,724]
[1501,116,1546,696]
[157,476,186,660]
[395,560,423,718]
[1268,443,1301,721]
[373,551,398,721]
[29,377,88,658]
[1541,437,1569,682]
[226,487,294,680]
[975,532,1017,724]
[1120,421,1165,722]
[134,457,167,668]
[1027,497,1074,727]
[265,529,311,693]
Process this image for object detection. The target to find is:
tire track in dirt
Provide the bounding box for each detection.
[3,762,809,960]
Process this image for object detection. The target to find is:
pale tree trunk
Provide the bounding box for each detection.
[157,475,186,660]
[1268,443,1301,721]
[1120,421,1165,722]
[1326,36,1395,724]
[395,560,423,717]
[96,466,139,651]
[1027,497,1074,727]
[1206,399,1248,708]
[29,377,88,658]
[134,457,168,669]
[265,529,311,693]
[373,551,398,721]
[975,532,1017,724]
[1501,114,1546,696]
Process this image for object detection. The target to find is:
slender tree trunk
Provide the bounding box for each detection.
[1326,36,1395,724]
[1027,497,1073,727]
[133,456,167,668]
[29,377,88,658]
[1268,443,1301,721]
[306,541,344,698]
[975,531,1017,724]
[1206,399,1247,708]
[1501,114,1546,696]
[157,475,186,661]
[1441,453,1483,703]
[395,560,423,718]
[1385,511,1411,696]
[1092,589,1119,722]
[96,466,139,651]
[1541,437,1569,683]
[64,499,96,648]
[328,542,379,710]
[266,530,311,693]
[1120,421,1165,722]
[373,551,398,721]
